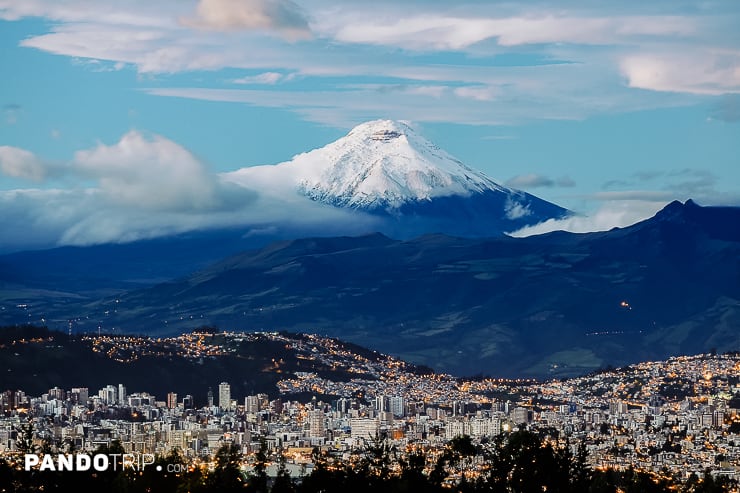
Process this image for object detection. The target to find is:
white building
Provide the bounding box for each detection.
[219,382,231,411]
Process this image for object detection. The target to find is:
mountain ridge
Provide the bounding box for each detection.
[2,200,736,378]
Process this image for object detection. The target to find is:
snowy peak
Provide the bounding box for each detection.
[288,119,505,209]
[224,119,570,236]
[348,119,412,142]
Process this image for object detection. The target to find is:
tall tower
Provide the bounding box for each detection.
[390,396,405,417]
[207,387,214,407]
[245,395,259,414]
[309,409,325,438]
[218,382,231,411]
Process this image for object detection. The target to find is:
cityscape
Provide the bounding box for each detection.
[2,330,740,490]
[2,0,739,491]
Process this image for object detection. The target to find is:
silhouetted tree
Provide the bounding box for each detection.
[15,422,36,455]
[299,447,346,493]
[272,446,295,493]
[210,442,246,492]
[247,439,268,493]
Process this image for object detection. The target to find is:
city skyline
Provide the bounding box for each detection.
[2,329,740,489]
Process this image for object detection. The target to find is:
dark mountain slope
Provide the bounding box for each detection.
[57,200,739,378]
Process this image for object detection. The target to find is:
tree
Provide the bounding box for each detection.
[247,439,268,493]
[271,446,295,493]
[15,421,37,455]
[130,448,196,493]
[300,447,345,493]
[210,442,246,492]
[478,429,583,492]
[398,448,432,492]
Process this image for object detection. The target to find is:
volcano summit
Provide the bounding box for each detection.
[227,120,570,238]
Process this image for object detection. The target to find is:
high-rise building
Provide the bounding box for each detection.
[48,387,66,401]
[245,395,259,414]
[218,382,231,411]
[257,393,269,410]
[70,388,88,404]
[271,398,282,415]
[309,409,325,437]
[511,407,531,425]
[713,411,725,428]
[182,394,194,409]
[375,395,389,413]
[336,398,350,415]
[390,396,405,417]
[167,392,178,409]
[100,385,117,405]
[207,388,214,407]
[350,418,380,440]
[118,384,127,405]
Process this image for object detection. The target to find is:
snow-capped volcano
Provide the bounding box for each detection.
[226,120,570,237]
[231,120,506,210]
[295,120,508,209]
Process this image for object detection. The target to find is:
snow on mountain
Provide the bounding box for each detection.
[225,120,570,237]
[226,120,510,210]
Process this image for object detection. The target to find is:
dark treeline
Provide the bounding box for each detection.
[1,429,736,493]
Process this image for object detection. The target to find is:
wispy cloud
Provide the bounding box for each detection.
[143,73,695,127]
[3,0,736,127]
[710,94,740,122]
[2,103,22,125]
[601,169,725,201]
[319,13,697,51]
[506,174,575,189]
[454,86,497,102]
[231,71,292,84]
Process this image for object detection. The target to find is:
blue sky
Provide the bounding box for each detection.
[0,0,738,250]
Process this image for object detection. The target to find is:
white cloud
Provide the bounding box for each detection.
[143,71,693,128]
[509,198,669,237]
[182,0,312,40]
[0,0,177,27]
[0,146,47,181]
[0,132,380,250]
[232,71,291,84]
[509,179,740,238]
[621,49,740,95]
[73,130,236,211]
[319,13,697,51]
[454,86,496,102]
[2,1,738,127]
[504,197,532,220]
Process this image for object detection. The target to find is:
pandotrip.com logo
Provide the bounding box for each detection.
[24,452,155,472]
